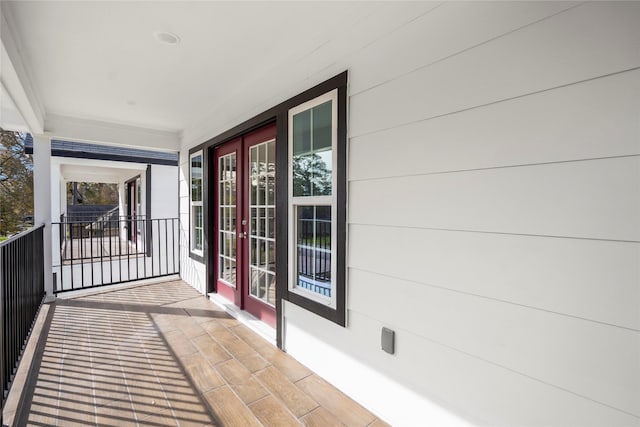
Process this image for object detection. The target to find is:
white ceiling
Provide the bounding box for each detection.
[2,1,422,147]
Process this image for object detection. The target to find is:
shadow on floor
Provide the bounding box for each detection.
[14,280,387,427]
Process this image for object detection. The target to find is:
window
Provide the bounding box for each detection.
[190,151,204,255]
[288,90,339,309]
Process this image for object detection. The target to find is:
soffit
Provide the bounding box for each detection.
[5,1,376,133]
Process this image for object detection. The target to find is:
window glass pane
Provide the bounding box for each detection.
[296,205,331,297]
[191,154,202,202]
[293,109,311,155]
[293,152,332,197]
[312,101,332,151]
[192,205,203,251]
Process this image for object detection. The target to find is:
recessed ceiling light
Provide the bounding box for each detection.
[153,31,180,45]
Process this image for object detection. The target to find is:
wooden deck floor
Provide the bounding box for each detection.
[14,280,388,426]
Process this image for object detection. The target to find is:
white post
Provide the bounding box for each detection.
[32,133,55,300]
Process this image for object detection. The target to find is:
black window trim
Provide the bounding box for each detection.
[187,71,348,347]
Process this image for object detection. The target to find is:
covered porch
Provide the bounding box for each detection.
[2,1,638,425]
[4,279,386,426]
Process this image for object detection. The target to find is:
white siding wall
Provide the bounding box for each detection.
[285,2,640,426]
[177,2,640,425]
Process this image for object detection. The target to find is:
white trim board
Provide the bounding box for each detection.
[208,292,277,347]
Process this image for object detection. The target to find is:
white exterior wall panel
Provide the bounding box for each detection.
[349,2,640,138]
[350,70,640,181]
[150,164,179,220]
[350,157,640,241]
[285,2,640,426]
[350,225,639,331]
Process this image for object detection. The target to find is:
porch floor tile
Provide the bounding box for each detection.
[15,280,389,426]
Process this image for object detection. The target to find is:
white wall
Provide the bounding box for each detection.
[287,2,640,426]
[177,2,640,426]
[178,148,207,294]
[150,164,179,219]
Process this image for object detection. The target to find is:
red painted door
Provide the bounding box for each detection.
[213,124,276,327]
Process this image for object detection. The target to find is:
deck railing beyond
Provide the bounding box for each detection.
[0,225,46,426]
[52,218,179,293]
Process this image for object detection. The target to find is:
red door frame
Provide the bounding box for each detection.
[212,124,277,327]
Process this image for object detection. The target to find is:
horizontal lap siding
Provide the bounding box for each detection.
[350,70,640,181]
[350,157,640,241]
[350,2,640,138]
[349,225,639,331]
[340,1,640,425]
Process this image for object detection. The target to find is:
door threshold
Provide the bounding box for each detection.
[208,292,277,347]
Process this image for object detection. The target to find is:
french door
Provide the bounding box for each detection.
[213,124,276,327]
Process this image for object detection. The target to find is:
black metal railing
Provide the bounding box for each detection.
[52,218,179,293]
[1,225,45,425]
[58,215,147,261]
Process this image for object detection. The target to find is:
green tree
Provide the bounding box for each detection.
[0,129,33,236]
[67,182,118,205]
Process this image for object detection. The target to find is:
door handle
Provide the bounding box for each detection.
[238,231,247,239]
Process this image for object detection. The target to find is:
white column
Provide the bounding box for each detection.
[59,177,67,218]
[50,162,62,283]
[32,133,54,299]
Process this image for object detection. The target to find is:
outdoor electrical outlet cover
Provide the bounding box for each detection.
[381,327,395,354]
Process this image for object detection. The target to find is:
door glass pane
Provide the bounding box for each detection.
[296,205,331,297]
[266,273,276,305]
[266,141,275,205]
[218,152,237,287]
[250,267,259,297]
[248,140,276,307]
[267,208,275,239]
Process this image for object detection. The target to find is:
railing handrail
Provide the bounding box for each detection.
[0,223,45,249]
[54,216,148,224]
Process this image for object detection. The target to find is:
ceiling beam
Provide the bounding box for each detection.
[45,114,180,152]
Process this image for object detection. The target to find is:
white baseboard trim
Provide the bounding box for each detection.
[208,292,277,347]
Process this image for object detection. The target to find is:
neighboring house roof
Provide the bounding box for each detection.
[24,134,178,166]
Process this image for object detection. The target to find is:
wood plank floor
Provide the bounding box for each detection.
[16,280,389,426]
